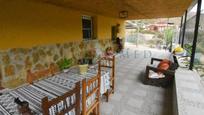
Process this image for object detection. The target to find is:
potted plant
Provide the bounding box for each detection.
[57,58,72,72]
[78,58,89,74]
[78,48,96,74]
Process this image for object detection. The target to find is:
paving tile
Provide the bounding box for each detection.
[127,97,144,109]
[182,91,204,103]
[110,92,123,101]
[123,79,135,84]
[186,106,204,115]
[153,93,165,102]
[101,103,114,115]
[151,103,163,115]
[117,85,129,92]
[180,81,200,90]
[120,110,137,115]
[133,89,147,97]
[101,47,172,115]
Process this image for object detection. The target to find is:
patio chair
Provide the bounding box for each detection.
[100,55,115,102]
[82,64,101,115]
[144,56,178,88]
[42,82,81,115]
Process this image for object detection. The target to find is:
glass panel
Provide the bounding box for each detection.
[179,13,187,45]
[180,14,185,44]
[82,19,91,28]
[182,14,186,25]
[183,3,198,58]
[83,30,91,39]
[194,1,204,77]
[201,0,204,10]
[179,26,183,44]
[187,4,198,20]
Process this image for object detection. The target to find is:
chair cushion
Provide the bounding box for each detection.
[157,59,171,71]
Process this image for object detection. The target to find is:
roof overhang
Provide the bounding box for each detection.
[32,0,193,20]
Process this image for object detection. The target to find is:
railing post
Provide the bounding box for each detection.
[181,10,187,48]
[178,16,183,44]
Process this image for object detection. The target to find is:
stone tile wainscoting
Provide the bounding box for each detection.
[0,39,115,88]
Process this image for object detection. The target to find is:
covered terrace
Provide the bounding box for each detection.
[1,0,203,115]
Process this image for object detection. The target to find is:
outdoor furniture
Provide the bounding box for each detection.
[0,82,81,115]
[0,71,101,115]
[0,84,57,114]
[144,56,178,87]
[82,70,101,115]
[0,59,114,115]
[100,55,115,102]
[42,82,80,115]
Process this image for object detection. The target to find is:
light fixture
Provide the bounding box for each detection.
[119,11,128,18]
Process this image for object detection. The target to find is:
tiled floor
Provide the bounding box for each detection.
[101,44,173,115]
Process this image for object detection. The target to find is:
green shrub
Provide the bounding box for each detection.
[184,44,192,55]
[57,58,72,71]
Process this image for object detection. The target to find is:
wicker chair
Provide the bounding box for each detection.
[144,56,178,88]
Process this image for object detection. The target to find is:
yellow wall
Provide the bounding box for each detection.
[97,15,125,40]
[0,0,125,50]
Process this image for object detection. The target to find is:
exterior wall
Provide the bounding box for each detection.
[0,0,125,88]
[0,40,114,88]
[0,0,83,49]
[97,15,125,39]
[0,0,125,49]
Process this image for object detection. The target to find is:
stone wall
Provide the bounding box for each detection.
[0,39,114,88]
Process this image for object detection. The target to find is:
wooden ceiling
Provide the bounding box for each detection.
[32,0,193,19]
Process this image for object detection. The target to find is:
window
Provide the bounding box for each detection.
[82,16,93,40]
